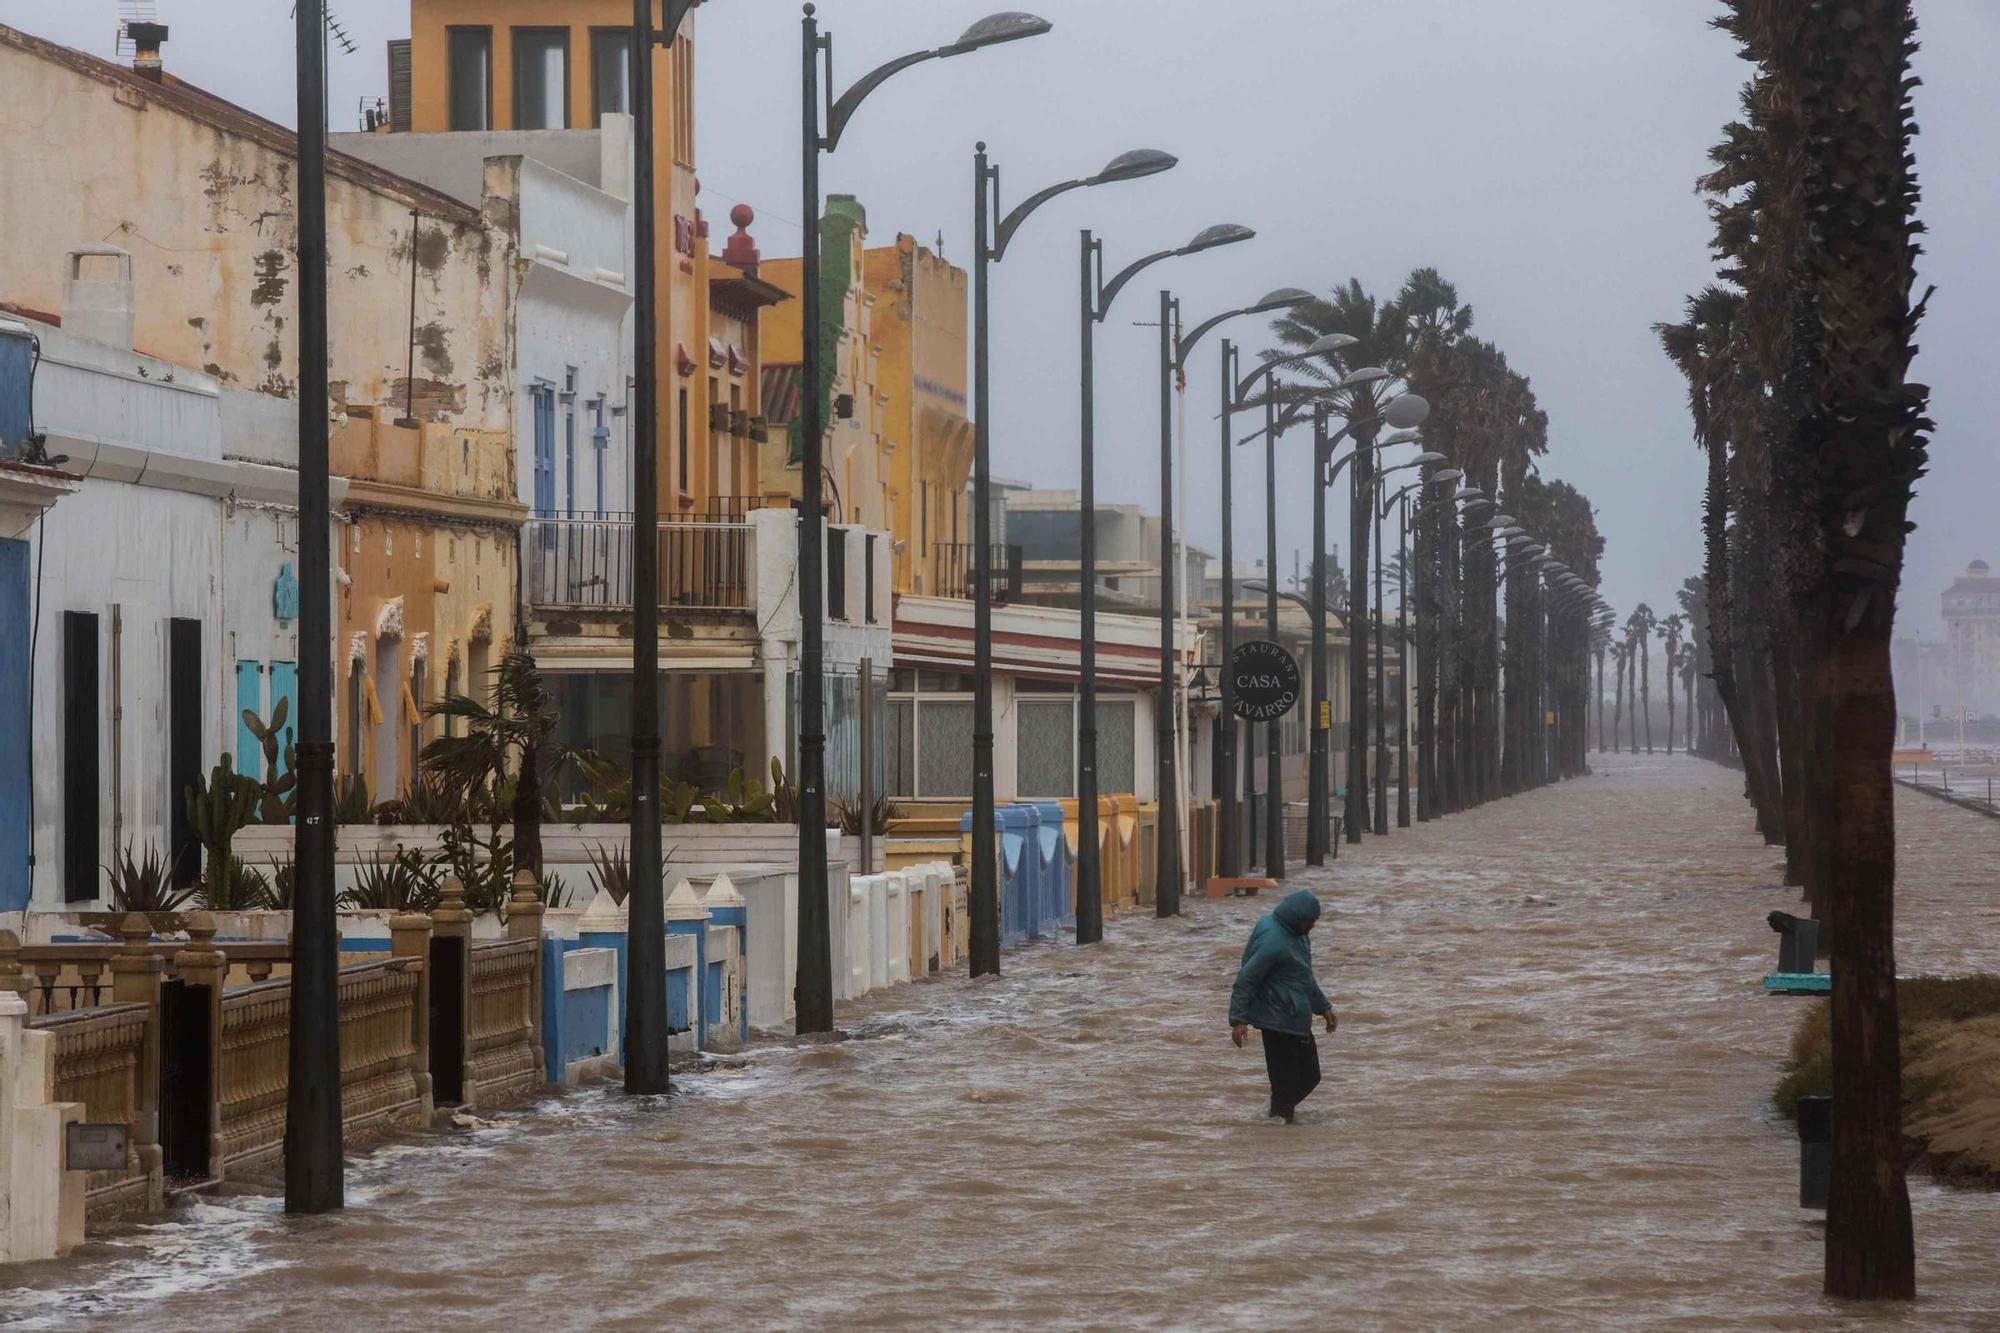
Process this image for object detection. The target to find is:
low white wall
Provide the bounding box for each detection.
[0,993,85,1263]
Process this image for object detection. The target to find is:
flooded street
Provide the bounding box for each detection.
[8,754,1998,1329]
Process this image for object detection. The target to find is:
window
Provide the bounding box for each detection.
[590,28,632,125]
[531,385,556,516]
[345,661,364,775]
[671,35,694,165]
[1017,698,1075,798]
[62,612,99,903]
[1097,698,1138,794]
[512,28,569,130]
[447,28,492,131]
[865,534,877,624]
[920,480,929,556]
[827,529,848,621]
[168,618,201,887]
[410,657,428,777]
[562,370,578,515]
[677,388,690,495]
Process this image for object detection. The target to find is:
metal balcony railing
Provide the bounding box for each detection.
[933,543,1022,603]
[524,517,754,613]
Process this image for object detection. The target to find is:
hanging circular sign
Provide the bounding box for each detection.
[1229,639,1302,721]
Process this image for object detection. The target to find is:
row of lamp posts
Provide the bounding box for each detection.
[281,1,1619,1213]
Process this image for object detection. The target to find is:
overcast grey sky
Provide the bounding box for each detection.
[7,0,1993,637]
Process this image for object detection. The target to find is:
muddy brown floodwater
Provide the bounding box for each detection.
[6,754,1999,1329]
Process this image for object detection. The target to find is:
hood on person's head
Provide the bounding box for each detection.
[1272,888,1322,934]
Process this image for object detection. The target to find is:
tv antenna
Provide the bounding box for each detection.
[114,0,158,56]
[285,3,359,56]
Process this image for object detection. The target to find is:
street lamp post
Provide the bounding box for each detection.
[1077,221,1250,939]
[1225,335,1356,870]
[622,0,707,1098]
[286,0,342,1215]
[1396,488,1412,827]
[1170,292,1315,888]
[973,145,1176,968]
[803,5,1051,1012]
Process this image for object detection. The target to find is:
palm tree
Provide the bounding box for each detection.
[1660,614,1686,753]
[422,636,584,881]
[1705,0,1927,1296]
[1610,639,1627,754]
[1627,604,1657,753]
[1265,278,1411,837]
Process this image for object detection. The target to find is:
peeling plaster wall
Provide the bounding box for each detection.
[0,34,513,431]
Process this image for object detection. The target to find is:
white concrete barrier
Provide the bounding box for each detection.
[0,992,85,1263]
[865,875,890,992]
[846,876,873,999]
[884,873,910,985]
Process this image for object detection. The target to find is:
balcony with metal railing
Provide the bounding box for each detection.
[523,513,755,614]
[932,542,1023,603]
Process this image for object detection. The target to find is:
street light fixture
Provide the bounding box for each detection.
[802,4,1051,1015]
[970,142,1176,971]
[1076,215,1250,939]
[1193,292,1315,881]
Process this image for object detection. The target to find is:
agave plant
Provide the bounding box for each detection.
[337,849,441,912]
[263,858,297,911]
[105,843,194,914]
[195,853,271,912]
[585,843,630,906]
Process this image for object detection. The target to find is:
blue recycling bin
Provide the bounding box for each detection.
[1031,801,1072,929]
[998,805,1041,942]
[961,807,1029,945]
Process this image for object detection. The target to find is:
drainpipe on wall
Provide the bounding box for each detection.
[110,604,123,870]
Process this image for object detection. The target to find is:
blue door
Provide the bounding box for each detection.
[532,386,556,517]
[235,660,263,777]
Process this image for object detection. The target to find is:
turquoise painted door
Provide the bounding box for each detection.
[269,661,299,780]
[235,661,263,777]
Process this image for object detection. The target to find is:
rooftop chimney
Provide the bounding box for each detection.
[63,246,135,351]
[127,22,169,80]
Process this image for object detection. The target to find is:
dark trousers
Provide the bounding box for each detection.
[1261,1029,1321,1120]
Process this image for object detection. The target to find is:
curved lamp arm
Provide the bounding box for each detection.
[1096,246,1183,321]
[1176,305,1251,373]
[826,48,948,151]
[992,176,1090,260]
[823,10,1052,152]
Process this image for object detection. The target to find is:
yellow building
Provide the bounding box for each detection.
[761,199,972,595]
[864,235,972,596]
[401,0,756,518]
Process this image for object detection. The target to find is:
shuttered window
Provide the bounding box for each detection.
[168,619,202,887]
[62,612,99,903]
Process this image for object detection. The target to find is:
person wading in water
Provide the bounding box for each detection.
[1228,889,1337,1123]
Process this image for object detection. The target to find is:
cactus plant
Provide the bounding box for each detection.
[184,754,261,884]
[241,697,297,825]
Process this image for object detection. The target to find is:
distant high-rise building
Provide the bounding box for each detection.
[1943,559,2000,717]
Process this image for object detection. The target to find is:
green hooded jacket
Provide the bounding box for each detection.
[1228,889,1331,1037]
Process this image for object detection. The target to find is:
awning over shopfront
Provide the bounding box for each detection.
[893,595,1191,689]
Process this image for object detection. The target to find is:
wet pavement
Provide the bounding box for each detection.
[5,754,1997,1329]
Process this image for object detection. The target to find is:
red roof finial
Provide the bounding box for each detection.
[723,204,760,268]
